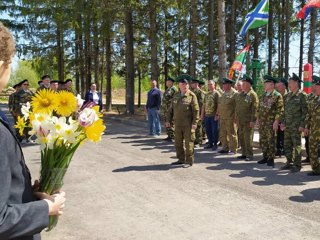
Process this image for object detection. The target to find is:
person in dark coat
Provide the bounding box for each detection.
[0,22,66,240]
[83,82,103,112]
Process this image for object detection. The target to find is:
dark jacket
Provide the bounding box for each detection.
[84,91,103,111]
[0,118,49,240]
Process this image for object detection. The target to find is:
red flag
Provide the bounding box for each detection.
[296,0,320,19]
[228,45,250,79]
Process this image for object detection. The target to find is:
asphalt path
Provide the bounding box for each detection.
[18,117,320,240]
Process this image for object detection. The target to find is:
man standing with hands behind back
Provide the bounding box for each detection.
[166,74,199,167]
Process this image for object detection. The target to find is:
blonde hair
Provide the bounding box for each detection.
[0,22,16,66]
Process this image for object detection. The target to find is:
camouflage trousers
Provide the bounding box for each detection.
[194,120,203,145]
[161,111,174,139]
[284,127,302,167]
[238,121,254,158]
[220,119,238,152]
[310,133,320,174]
[174,125,195,165]
[259,123,276,159]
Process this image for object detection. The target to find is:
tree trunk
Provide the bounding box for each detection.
[56,25,64,81]
[267,0,273,74]
[284,0,291,78]
[299,0,305,79]
[208,0,214,79]
[190,0,197,77]
[217,0,227,81]
[105,29,112,112]
[93,18,99,86]
[149,0,159,81]
[125,7,135,114]
[229,0,236,64]
[308,8,317,67]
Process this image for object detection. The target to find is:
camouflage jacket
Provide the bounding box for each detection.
[235,88,259,123]
[258,90,283,124]
[218,88,237,120]
[305,95,320,132]
[15,90,33,116]
[282,90,307,129]
[161,86,177,112]
[203,90,220,117]
[167,90,199,127]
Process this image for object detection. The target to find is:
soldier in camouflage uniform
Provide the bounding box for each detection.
[8,82,21,116]
[160,77,177,141]
[201,79,220,151]
[36,74,51,92]
[16,79,33,142]
[190,78,205,146]
[166,74,199,167]
[279,73,307,173]
[217,78,238,155]
[304,75,320,176]
[235,75,259,161]
[275,77,288,157]
[257,75,283,167]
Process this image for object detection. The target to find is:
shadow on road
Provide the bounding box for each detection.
[289,188,320,203]
[113,164,182,172]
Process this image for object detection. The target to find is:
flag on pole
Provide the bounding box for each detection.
[228,45,250,79]
[239,0,269,36]
[296,0,320,19]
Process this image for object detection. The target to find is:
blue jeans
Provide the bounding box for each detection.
[204,116,219,146]
[148,108,161,136]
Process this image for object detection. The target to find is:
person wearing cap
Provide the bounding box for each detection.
[0,22,66,240]
[304,79,318,163]
[58,80,66,91]
[279,73,307,173]
[65,79,77,95]
[160,77,177,142]
[8,82,21,118]
[166,74,199,167]
[36,74,51,92]
[235,74,259,161]
[145,79,162,137]
[190,78,206,146]
[50,80,59,92]
[37,80,43,87]
[201,79,220,151]
[216,77,238,155]
[275,77,288,157]
[257,75,284,167]
[304,75,320,176]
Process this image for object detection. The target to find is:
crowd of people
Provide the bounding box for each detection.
[146,73,320,176]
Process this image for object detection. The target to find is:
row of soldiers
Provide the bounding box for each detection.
[8,75,77,142]
[161,73,320,176]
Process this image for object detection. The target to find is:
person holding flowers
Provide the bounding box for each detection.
[0,22,66,239]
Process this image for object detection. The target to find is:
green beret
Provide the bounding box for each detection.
[240,74,253,85]
[191,78,200,83]
[277,77,288,86]
[165,77,175,82]
[289,73,303,83]
[263,75,277,83]
[19,79,29,85]
[175,74,192,83]
[222,77,235,84]
[13,83,20,89]
[312,75,320,85]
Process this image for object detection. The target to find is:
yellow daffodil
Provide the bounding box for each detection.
[14,116,26,135]
[85,119,106,142]
[32,89,58,115]
[55,91,77,117]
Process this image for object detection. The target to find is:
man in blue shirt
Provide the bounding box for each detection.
[145,79,162,137]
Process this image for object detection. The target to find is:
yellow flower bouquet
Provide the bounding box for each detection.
[15,89,106,231]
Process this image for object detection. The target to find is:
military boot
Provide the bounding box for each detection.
[267,158,274,168]
[257,157,268,164]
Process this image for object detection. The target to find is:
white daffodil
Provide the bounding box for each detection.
[21,102,31,120]
[51,116,69,137]
[60,122,81,143]
[78,108,98,127]
[76,94,85,111]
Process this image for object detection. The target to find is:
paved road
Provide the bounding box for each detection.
[19,118,320,240]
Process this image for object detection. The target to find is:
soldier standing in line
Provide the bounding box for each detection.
[199,79,208,144]
[304,81,317,163]
[235,75,259,161]
[257,75,284,167]
[190,78,205,146]
[275,77,288,157]
[201,79,220,151]
[8,82,21,117]
[65,79,78,95]
[279,73,307,173]
[50,80,59,92]
[16,79,34,142]
[166,74,199,167]
[160,77,177,142]
[304,75,320,176]
[217,78,238,155]
[36,74,51,91]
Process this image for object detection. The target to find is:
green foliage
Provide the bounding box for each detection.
[10,61,39,88]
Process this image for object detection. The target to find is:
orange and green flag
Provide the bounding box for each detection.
[228,45,250,79]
